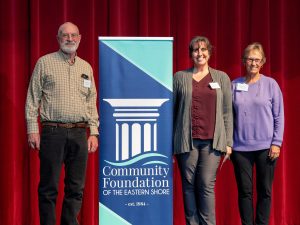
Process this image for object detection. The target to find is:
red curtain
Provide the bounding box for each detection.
[1,0,299,224]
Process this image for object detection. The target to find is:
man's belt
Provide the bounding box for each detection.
[42,122,87,129]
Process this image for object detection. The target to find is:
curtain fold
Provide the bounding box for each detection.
[0,0,299,224]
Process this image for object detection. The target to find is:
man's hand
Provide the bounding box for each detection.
[28,133,40,151]
[88,135,98,153]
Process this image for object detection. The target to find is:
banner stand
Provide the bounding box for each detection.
[99,37,173,225]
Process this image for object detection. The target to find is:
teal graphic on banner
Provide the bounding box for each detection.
[99,37,173,225]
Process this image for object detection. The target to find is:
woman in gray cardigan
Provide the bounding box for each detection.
[173,36,233,225]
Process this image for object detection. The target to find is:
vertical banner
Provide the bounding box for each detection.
[99,37,173,225]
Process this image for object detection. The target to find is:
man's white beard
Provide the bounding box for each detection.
[60,41,79,54]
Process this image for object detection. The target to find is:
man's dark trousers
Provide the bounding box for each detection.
[38,126,88,225]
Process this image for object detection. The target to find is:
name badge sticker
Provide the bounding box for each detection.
[84,79,91,88]
[236,83,249,91]
[209,82,221,89]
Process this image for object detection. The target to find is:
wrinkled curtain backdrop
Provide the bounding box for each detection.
[1,0,299,224]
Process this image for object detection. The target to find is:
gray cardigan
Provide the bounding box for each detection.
[173,67,233,154]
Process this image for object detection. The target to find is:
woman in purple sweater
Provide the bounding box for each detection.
[231,43,284,225]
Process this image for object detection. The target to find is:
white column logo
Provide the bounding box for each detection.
[103,99,169,161]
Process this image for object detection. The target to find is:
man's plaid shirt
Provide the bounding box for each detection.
[25,50,99,135]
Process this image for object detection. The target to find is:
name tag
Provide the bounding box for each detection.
[236,83,248,91]
[84,79,91,88]
[209,82,221,89]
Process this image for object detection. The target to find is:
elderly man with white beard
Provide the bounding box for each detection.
[25,22,99,225]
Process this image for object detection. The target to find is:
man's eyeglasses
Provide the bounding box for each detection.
[60,33,80,39]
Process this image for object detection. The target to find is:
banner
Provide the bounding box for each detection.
[99,37,173,225]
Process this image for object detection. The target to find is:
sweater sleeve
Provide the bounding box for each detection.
[222,73,233,147]
[271,80,284,147]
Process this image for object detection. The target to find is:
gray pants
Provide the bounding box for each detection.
[176,139,221,225]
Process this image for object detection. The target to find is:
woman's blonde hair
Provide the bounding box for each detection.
[242,42,266,64]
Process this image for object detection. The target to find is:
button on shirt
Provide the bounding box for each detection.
[25,50,99,135]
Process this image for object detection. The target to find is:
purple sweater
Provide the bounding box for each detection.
[232,75,284,151]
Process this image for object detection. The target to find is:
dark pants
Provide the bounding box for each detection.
[38,126,88,225]
[231,149,277,225]
[176,139,221,225]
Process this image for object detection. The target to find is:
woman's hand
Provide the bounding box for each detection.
[226,146,232,157]
[268,145,281,161]
[220,146,232,170]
